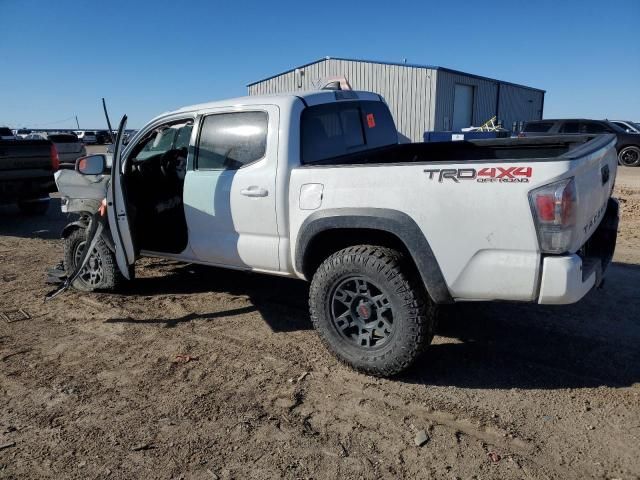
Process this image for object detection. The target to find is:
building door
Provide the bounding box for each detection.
[452,84,474,130]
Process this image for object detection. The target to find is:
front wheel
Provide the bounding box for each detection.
[618,146,640,167]
[309,245,437,377]
[63,228,122,291]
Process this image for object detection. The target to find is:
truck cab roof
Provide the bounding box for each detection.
[165,90,382,117]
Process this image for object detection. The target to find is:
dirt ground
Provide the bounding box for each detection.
[1,167,639,480]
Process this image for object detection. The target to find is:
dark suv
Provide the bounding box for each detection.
[522,119,640,167]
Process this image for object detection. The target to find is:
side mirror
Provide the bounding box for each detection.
[76,154,106,175]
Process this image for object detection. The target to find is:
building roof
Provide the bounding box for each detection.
[247,56,545,93]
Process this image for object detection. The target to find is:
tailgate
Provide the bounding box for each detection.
[563,134,617,251]
[0,140,53,172]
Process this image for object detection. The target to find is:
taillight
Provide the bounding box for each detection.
[528,178,577,253]
[50,144,60,172]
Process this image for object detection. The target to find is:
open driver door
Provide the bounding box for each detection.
[106,115,136,279]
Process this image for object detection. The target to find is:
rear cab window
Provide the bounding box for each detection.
[301,100,398,164]
[523,121,554,133]
[559,121,581,134]
[582,122,612,134]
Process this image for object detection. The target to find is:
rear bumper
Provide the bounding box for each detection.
[537,198,618,304]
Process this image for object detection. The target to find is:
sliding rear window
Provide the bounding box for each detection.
[523,121,554,133]
[301,100,397,164]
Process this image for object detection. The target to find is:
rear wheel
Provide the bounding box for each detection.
[17,198,49,215]
[618,146,640,167]
[309,245,436,377]
[63,228,121,291]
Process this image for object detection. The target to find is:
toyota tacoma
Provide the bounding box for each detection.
[52,90,619,376]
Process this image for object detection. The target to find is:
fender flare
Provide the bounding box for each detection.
[295,208,453,304]
[61,219,89,239]
[61,217,116,253]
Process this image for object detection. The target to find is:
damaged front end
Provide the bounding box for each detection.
[44,160,112,300]
[55,160,111,215]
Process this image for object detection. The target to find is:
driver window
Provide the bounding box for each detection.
[129,121,193,163]
[196,111,268,170]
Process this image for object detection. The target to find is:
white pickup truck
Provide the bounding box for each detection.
[54,90,619,376]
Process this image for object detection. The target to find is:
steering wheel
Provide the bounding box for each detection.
[160,150,178,178]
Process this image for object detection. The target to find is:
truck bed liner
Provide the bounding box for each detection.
[302,135,610,167]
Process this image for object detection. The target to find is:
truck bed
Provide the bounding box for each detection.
[290,133,618,303]
[301,135,609,166]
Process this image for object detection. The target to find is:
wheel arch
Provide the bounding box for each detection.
[295,208,453,304]
[61,218,90,239]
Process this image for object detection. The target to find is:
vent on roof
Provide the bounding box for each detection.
[317,76,352,91]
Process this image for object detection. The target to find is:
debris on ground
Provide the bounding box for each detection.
[1,308,30,323]
[297,371,309,382]
[414,430,429,447]
[1,349,30,362]
[488,451,502,463]
[338,442,349,457]
[130,443,153,451]
[173,354,198,364]
[0,442,16,450]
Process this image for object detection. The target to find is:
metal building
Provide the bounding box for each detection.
[248,57,545,142]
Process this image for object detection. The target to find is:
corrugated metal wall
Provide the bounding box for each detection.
[498,84,544,131]
[248,58,437,142]
[248,59,543,140]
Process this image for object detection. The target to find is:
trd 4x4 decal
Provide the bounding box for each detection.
[424,167,532,183]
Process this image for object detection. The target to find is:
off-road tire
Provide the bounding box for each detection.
[63,227,122,292]
[618,146,640,167]
[309,245,436,377]
[17,199,50,215]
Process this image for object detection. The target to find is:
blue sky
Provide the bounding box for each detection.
[1,0,638,129]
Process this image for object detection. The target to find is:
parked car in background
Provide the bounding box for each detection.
[610,120,640,134]
[15,129,32,139]
[96,130,112,144]
[0,127,16,140]
[522,119,640,167]
[74,130,98,144]
[21,132,86,167]
[46,133,86,168]
[0,137,58,214]
[24,133,47,140]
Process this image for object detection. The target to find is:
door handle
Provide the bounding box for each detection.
[240,186,268,197]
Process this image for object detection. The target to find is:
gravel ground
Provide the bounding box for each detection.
[0,168,639,479]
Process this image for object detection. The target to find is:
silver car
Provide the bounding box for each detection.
[47,133,87,167]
